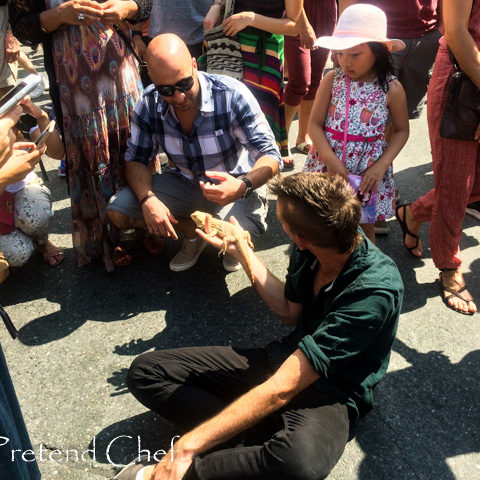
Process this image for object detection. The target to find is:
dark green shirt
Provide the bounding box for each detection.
[267,235,403,419]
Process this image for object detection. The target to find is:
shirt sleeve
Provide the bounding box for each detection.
[298,289,398,378]
[230,83,282,167]
[125,94,157,166]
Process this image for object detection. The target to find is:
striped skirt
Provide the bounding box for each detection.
[238,28,288,157]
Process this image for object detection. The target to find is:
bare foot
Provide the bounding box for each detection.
[397,205,423,257]
[36,240,64,266]
[439,269,477,314]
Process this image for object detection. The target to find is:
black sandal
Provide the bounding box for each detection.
[437,270,475,316]
[395,204,421,257]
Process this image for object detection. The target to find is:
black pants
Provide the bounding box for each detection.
[127,346,350,480]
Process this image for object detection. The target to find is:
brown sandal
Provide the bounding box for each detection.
[437,271,475,316]
[0,252,9,284]
[113,246,132,267]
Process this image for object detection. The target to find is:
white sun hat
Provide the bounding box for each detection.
[313,4,405,52]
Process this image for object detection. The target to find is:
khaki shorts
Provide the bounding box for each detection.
[107,169,269,236]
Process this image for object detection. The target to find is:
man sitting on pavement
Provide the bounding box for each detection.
[117,173,404,480]
[107,34,281,272]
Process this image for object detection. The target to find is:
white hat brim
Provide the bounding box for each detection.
[313,35,405,53]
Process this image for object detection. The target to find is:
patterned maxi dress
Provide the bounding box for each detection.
[48,0,143,271]
[304,68,396,221]
[9,0,150,272]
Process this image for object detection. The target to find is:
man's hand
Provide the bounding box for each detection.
[199,171,245,206]
[195,214,243,259]
[149,445,194,480]
[141,195,179,239]
[4,30,20,63]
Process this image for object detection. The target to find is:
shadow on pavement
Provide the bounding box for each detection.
[356,339,480,479]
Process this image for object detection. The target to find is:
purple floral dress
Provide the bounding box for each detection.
[304,68,396,221]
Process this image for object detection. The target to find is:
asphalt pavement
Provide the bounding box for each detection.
[0,49,479,479]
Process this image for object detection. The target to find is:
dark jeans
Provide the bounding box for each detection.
[127,346,350,480]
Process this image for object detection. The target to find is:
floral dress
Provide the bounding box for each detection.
[304,68,396,221]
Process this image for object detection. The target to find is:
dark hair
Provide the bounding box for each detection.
[269,173,362,253]
[368,42,394,93]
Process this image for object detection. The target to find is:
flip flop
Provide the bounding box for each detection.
[282,157,295,171]
[293,142,312,155]
[395,204,421,257]
[437,271,475,315]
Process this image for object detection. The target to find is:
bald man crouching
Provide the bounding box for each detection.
[107,34,281,272]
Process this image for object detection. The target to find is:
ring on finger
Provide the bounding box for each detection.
[78,12,85,22]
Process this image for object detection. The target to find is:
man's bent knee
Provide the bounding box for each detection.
[107,208,135,229]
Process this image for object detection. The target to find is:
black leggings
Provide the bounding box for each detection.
[127,346,350,480]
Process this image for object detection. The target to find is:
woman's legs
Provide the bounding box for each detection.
[407,45,480,312]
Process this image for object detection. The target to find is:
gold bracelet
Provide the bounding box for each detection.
[40,23,51,34]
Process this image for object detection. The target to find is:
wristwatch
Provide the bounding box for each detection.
[241,177,254,199]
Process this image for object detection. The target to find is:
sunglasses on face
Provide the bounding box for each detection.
[155,70,195,97]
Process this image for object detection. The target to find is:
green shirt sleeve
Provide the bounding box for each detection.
[298,288,398,379]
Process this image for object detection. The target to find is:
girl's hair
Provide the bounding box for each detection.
[368,42,394,93]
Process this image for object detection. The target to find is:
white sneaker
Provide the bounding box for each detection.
[29,75,45,99]
[169,238,206,272]
[223,253,242,272]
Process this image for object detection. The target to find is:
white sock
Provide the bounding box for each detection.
[135,467,146,480]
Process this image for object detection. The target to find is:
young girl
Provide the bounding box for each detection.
[305,4,409,242]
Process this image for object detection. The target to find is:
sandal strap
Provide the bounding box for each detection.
[439,273,473,304]
[396,204,419,248]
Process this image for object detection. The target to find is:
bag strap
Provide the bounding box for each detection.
[342,76,351,164]
[114,25,145,65]
[223,0,235,20]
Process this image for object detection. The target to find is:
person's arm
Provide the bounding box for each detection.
[20,98,65,160]
[359,80,409,195]
[308,70,349,179]
[443,0,480,87]
[149,349,319,480]
[0,146,46,195]
[222,0,302,37]
[298,9,316,49]
[124,96,179,238]
[199,83,281,206]
[39,0,104,33]
[437,0,444,35]
[196,216,303,325]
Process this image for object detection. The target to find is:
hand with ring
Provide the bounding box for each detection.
[57,0,103,26]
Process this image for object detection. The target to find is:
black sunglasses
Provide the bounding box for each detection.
[155,69,195,97]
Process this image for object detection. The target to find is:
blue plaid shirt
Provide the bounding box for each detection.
[125,72,281,181]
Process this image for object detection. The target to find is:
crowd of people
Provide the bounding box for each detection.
[1,0,479,479]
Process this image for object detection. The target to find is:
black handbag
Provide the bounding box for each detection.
[440,48,480,141]
[203,0,244,80]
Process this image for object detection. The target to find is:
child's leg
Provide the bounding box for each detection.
[360,223,375,243]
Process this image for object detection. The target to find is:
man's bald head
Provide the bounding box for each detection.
[146,34,193,85]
